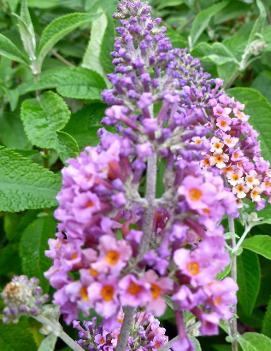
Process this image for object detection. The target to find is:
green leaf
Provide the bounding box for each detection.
[0,147,60,212]
[252,71,271,103]
[248,0,266,45]
[55,67,106,100]
[189,1,228,47]
[63,103,105,149]
[242,235,271,260]
[82,10,111,77]
[262,295,271,337]
[18,67,106,100]
[0,111,30,150]
[157,0,184,9]
[239,332,271,351]
[0,33,28,64]
[56,131,79,162]
[0,244,21,275]
[237,250,261,315]
[21,91,71,149]
[38,334,57,351]
[20,215,56,291]
[0,319,36,351]
[37,12,98,68]
[228,88,271,162]
[13,0,36,61]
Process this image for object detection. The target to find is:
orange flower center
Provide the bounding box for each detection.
[187,262,200,276]
[215,296,221,305]
[220,120,227,128]
[101,285,115,302]
[188,188,202,202]
[151,283,161,300]
[127,282,142,296]
[80,286,89,301]
[86,200,94,208]
[106,250,120,266]
[89,268,98,277]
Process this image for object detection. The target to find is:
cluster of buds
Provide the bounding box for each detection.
[44,1,271,350]
[74,312,168,351]
[1,276,48,323]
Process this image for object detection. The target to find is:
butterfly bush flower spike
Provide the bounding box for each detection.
[45,0,271,350]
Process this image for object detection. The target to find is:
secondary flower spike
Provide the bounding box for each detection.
[45,0,271,350]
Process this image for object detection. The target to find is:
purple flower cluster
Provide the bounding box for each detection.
[45,1,270,349]
[74,312,168,351]
[1,276,48,323]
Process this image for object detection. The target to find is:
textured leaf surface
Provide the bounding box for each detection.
[21,91,70,149]
[243,235,271,260]
[190,1,228,47]
[239,332,271,351]
[56,131,79,162]
[37,12,97,66]
[0,147,60,212]
[20,216,56,290]
[18,67,106,100]
[0,34,28,64]
[237,250,261,315]
[228,88,271,162]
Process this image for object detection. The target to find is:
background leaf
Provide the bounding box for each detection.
[237,250,261,315]
[20,215,56,291]
[242,235,271,260]
[239,332,271,351]
[228,88,271,162]
[0,147,60,212]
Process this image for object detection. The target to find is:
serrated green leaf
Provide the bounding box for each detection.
[228,88,271,162]
[0,319,36,351]
[0,147,60,212]
[38,334,57,351]
[262,295,271,337]
[20,215,56,291]
[237,250,261,315]
[189,1,228,47]
[239,332,271,351]
[21,91,71,149]
[55,67,106,100]
[0,33,28,64]
[56,131,79,162]
[242,235,271,260]
[37,12,98,68]
[18,67,106,100]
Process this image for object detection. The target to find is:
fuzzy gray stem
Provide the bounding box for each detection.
[228,217,239,351]
[116,152,158,351]
[34,315,84,351]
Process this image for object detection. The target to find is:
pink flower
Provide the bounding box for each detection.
[72,192,101,223]
[144,270,173,316]
[178,176,216,210]
[119,275,150,307]
[88,280,119,318]
[92,235,132,274]
[216,116,232,132]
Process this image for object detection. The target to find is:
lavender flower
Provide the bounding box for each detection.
[73,312,168,351]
